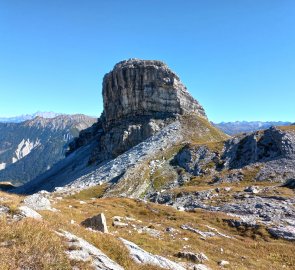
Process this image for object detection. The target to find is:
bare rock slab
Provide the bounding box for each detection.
[23,191,52,211]
[57,230,124,270]
[120,237,185,270]
[18,205,42,220]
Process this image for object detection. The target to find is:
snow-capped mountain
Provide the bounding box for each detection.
[214,121,292,135]
[0,112,62,123]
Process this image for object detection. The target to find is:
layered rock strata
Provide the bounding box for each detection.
[69,59,207,161]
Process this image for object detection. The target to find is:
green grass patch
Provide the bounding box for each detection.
[66,184,108,200]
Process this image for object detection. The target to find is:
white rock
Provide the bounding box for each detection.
[218,260,230,267]
[0,205,9,215]
[244,186,260,194]
[113,221,128,228]
[120,237,186,270]
[23,193,52,211]
[177,206,185,211]
[181,225,215,238]
[194,264,212,270]
[19,206,42,220]
[57,230,124,270]
[112,216,123,222]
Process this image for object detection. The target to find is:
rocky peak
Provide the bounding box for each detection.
[69,59,209,160]
[102,59,206,128]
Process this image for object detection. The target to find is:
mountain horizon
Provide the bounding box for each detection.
[0,0,295,267]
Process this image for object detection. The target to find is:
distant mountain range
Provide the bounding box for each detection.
[0,114,96,185]
[214,121,292,135]
[0,112,62,123]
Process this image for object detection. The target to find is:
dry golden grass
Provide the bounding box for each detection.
[43,194,295,270]
[0,218,73,270]
[1,183,295,270]
[277,125,295,132]
[180,114,229,144]
[0,191,24,215]
[65,183,108,200]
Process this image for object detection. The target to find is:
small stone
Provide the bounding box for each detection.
[19,205,42,220]
[244,186,260,194]
[112,216,123,222]
[193,264,212,270]
[0,205,9,215]
[113,221,128,228]
[218,260,230,267]
[177,251,208,263]
[166,227,175,233]
[81,213,108,233]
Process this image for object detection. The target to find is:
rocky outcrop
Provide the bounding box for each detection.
[14,59,225,195]
[103,59,206,128]
[172,126,295,184]
[18,114,226,196]
[70,59,207,161]
[23,191,53,211]
[120,237,186,270]
[57,230,124,270]
[81,213,108,233]
[223,126,295,169]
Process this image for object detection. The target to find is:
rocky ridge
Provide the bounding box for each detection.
[3,59,295,269]
[0,114,96,186]
[68,59,207,160]
[102,59,206,126]
[214,121,291,135]
[16,59,222,194]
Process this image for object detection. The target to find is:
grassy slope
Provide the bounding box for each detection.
[1,120,294,269]
[1,188,294,270]
[106,115,229,197]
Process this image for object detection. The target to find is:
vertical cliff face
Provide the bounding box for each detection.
[70,59,208,161]
[102,59,206,128]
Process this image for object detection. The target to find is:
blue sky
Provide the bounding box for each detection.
[0,0,294,122]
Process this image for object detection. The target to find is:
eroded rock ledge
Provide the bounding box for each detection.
[103,59,206,128]
[69,59,207,161]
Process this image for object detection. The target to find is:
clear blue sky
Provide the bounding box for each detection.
[0,0,294,122]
